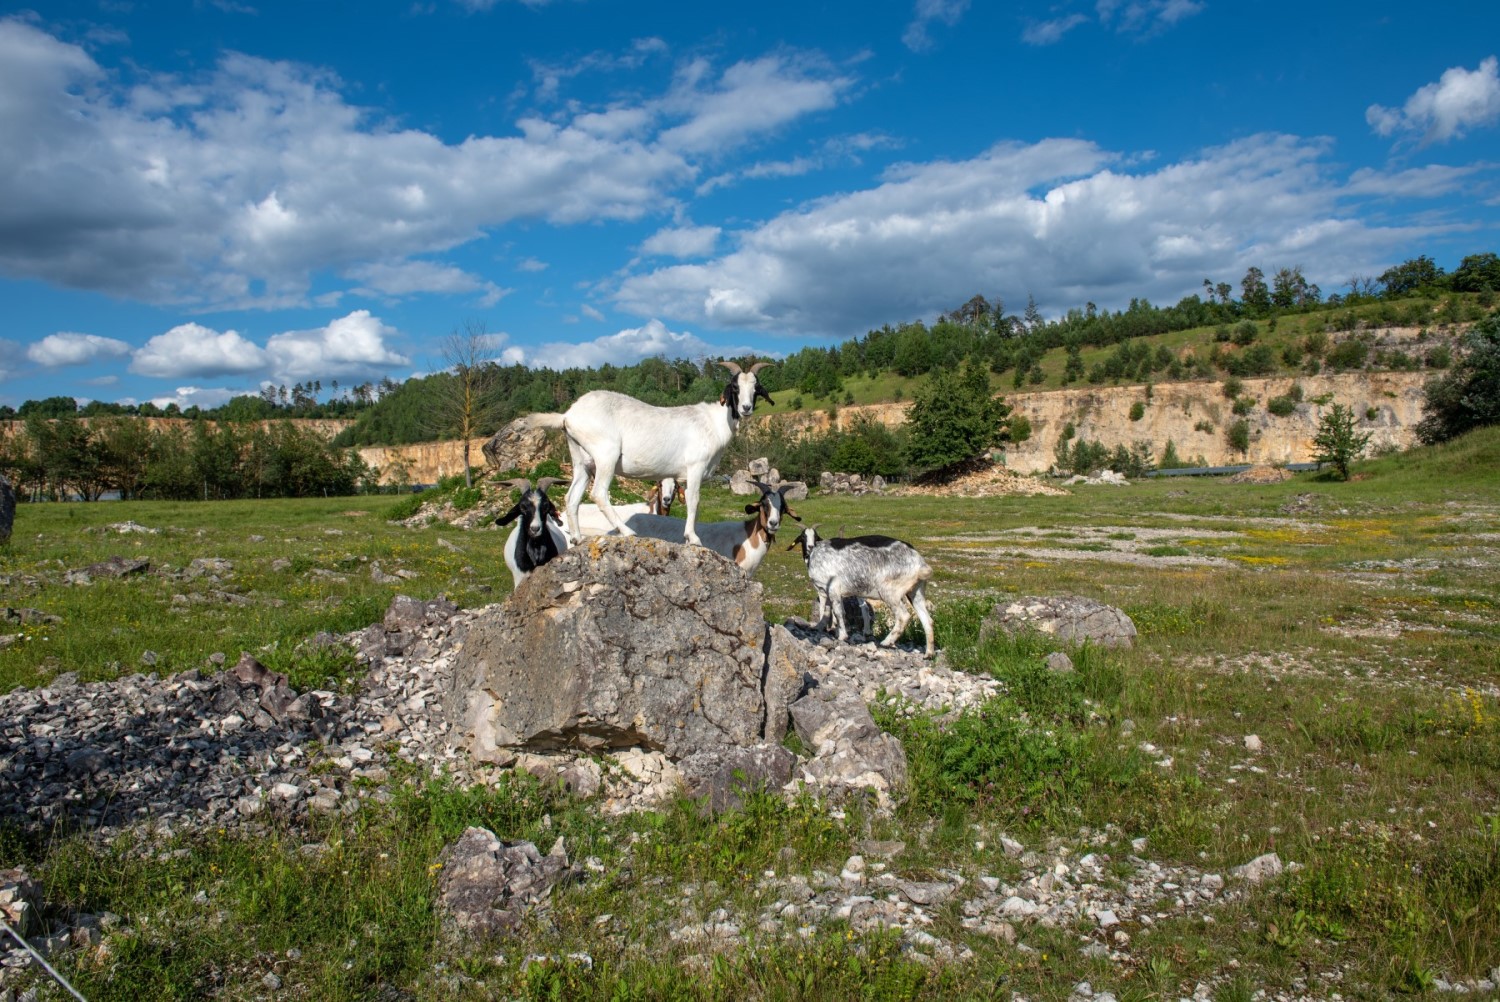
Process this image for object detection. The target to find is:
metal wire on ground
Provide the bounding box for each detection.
[0,916,89,1002]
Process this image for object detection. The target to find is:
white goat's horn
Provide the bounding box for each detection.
[719,359,743,375]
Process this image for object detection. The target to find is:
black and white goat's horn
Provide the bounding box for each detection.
[749,361,773,374]
[719,359,743,375]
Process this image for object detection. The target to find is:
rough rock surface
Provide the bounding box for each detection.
[819,471,884,496]
[0,868,40,935]
[984,595,1138,649]
[729,459,808,500]
[443,537,769,761]
[788,681,908,809]
[435,827,574,938]
[481,417,554,473]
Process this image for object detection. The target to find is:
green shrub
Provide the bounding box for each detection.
[1128,401,1145,422]
[1222,375,1244,399]
[1232,320,1258,346]
[1267,394,1299,417]
[1326,338,1370,370]
[1007,414,1032,443]
[1232,396,1255,416]
[382,490,432,521]
[1226,418,1251,454]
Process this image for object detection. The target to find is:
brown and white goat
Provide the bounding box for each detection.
[615,481,798,576]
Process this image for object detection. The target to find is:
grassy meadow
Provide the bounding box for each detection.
[1,427,1498,1000]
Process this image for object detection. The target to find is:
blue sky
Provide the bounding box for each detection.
[2,0,1498,411]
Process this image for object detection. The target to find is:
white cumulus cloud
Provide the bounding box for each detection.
[614,133,1468,338]
[264,310,410,384]
[1367,57,1500,145]
[26,331,132,367]
[502,318,752,370]
[130,323,268,378]
[640,224,721,258]
[904,0,970,52]
[0,20,852,311]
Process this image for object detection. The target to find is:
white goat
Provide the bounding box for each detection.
[615,481,798,575]
[522,363,772,546]
[571,479,678,537]
[788,526,936,655]
[495,477,569,588]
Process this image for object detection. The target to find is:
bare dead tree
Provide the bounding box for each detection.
[436,319,503,488]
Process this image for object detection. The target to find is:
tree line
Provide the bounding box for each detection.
[0,416,373,502]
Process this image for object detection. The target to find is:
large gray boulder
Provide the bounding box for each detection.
[0,474,14,545]
[445,536,772,761]
[983,594,1137,649]
[481,416,553,472]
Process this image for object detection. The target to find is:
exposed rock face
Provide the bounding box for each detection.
[788,681,908,809]
[444,537,771,761]
[357,436,493,487]
[435,827,574,938]
[819,471,884,495]
[0,474,14,545]
[480,417,554,473]
[984,595,1138,649]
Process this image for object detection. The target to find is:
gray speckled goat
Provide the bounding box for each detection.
[787,526,935,655]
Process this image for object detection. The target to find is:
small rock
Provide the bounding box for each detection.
[1243,734,1263,752]
[1233,852,1284,884]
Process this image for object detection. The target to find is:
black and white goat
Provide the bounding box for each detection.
[615,481,798,576]
[788,526,936,655]
[495,477,569,587]
[521,361,772,546]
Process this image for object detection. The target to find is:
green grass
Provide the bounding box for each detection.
[2,426,1499,999]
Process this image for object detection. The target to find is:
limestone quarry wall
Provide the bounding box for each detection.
[356,438,493,486]
[754,370,1431,474]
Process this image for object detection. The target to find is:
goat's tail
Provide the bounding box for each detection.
[916,557,933,581]
[518,412,567,430]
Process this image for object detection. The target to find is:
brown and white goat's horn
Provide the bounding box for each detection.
[719,359,743,375]
[748,361,773,374]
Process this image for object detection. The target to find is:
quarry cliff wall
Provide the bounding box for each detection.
[753,370,1431,474]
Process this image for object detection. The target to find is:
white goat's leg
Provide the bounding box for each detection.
[910,581,935,655]
[829,582,850,642]
[589,454,633,536]
[812,586,831,632]
[877,586,913,648]
[563,441,592,543]
[680,470,705,546]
